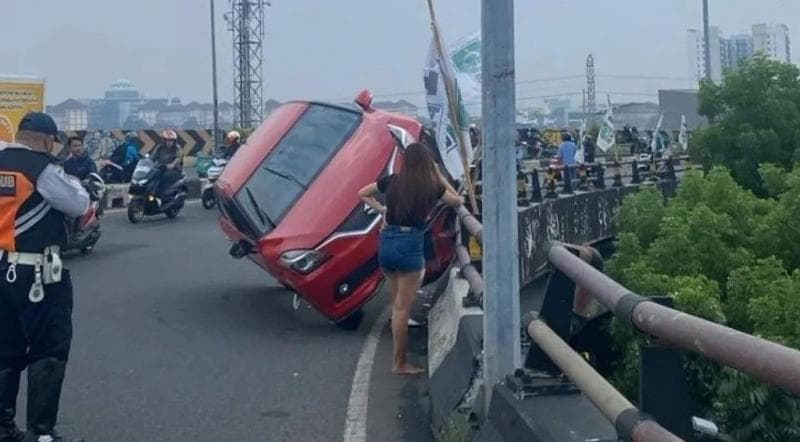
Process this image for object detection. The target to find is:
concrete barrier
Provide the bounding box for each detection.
[102,177,205,209]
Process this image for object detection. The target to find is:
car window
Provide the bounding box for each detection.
[236,104,362,235]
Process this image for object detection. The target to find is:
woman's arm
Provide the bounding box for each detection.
[358,183,386,214]
[441,189,464,208]
[436,165,459,196]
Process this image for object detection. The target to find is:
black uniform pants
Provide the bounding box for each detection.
[0,259,73,438]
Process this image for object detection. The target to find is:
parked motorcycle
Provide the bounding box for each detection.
[127,156,188,223]
[65,173,106,254]
[202,157,228,209]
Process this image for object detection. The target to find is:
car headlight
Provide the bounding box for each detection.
[280,250,330,274]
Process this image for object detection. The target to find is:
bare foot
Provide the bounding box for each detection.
[392,363,425,375]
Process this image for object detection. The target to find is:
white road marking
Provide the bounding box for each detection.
[343,305,391,442]
[103,199,202,215]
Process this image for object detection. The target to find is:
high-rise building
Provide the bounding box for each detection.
[752,23,791,63]
[728,34,754,70]
[688,23,791,84]
[688,26,728,83]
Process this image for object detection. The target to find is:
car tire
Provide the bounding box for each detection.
[335,309,365,331]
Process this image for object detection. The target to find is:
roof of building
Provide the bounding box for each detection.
[50,98,88,112]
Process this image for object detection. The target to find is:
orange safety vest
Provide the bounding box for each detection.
[0,147,67,253]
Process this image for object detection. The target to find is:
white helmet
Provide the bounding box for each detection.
[226,131,241,143]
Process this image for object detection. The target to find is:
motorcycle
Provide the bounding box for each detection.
[65,173,106,254]
[202,157,228,209]
[127,156,188,223]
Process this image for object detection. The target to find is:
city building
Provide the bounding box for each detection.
[48,99,89,131]
[728,34,754,70]
[688,27,728,83]
[54,79,240,130]
[752,23,791,63]
[688,24,791,84]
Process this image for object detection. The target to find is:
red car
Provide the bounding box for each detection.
[214,91,457,329]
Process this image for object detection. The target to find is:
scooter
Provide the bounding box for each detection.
[64,173,106,254]
[127,156,188,223]
[202,157,228,209]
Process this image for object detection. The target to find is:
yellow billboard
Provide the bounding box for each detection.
[0,77,45,143]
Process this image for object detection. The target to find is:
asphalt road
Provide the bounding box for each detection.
[13,203,409,442]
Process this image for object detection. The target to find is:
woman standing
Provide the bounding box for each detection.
[359,143,463,375]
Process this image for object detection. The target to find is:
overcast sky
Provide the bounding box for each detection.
[2,0,798,109]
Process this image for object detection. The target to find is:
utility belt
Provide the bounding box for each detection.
[0,246,63,303]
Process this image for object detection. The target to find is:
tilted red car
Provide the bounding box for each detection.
[214,91,457,329]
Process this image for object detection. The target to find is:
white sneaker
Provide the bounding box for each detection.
[408,318,422,327]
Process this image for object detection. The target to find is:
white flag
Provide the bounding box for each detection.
[678,114,689,151]
[575,118,587,164]
[596,95,615,152]
[424,37,473,179]
[650,113,664,152]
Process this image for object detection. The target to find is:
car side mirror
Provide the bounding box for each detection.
[229,240,253,259]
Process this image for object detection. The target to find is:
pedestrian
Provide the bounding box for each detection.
[61,137,97,181]
[557,132,578,183]
[358,143,462,375]
[582,135,596,164]
[0,112,89,442]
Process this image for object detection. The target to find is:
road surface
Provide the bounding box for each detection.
[12,204,431,442]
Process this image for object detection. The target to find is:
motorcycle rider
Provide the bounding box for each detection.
[0,112,89,442]
[149,129,183,199]
[62,137,96,181]
[222,130,241,160]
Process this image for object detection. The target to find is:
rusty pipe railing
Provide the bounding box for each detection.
[457,205,483,244]
[526,315,683,442]
[548,243,800,396]
[456,243,483,300]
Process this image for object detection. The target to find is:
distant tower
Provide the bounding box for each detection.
[586,54,596,123]
[227,1,268,129]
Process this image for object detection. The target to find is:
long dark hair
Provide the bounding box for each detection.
[388,142,443,223]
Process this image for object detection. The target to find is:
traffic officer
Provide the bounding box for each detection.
[0,113,89,442]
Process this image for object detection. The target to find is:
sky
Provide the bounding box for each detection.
[2,0,799,110]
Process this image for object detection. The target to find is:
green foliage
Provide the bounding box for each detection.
[758,163,790,197]
[693,56,800,195]
[609,166,800,440]
[715,369,800,442]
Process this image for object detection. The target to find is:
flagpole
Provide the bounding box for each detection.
[426,0,479,214]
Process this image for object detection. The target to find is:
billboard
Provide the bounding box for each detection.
[0,76,45,143]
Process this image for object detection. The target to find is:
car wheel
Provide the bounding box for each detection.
[335,309,365,331]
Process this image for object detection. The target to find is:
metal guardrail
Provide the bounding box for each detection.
[548,243,800,396]
[526,314,684,442]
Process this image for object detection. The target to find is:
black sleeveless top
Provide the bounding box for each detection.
[377,174,445,229]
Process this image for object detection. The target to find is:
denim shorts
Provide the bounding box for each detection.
[379,225,425,273]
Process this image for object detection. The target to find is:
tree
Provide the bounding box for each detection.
[693,56,800,195]
[609,167,800,440]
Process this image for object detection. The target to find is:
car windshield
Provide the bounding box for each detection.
[235,104,362,235]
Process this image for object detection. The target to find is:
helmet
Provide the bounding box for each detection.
[161,129,178,141]
[226,131,241,142]
[125,131,139,140]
